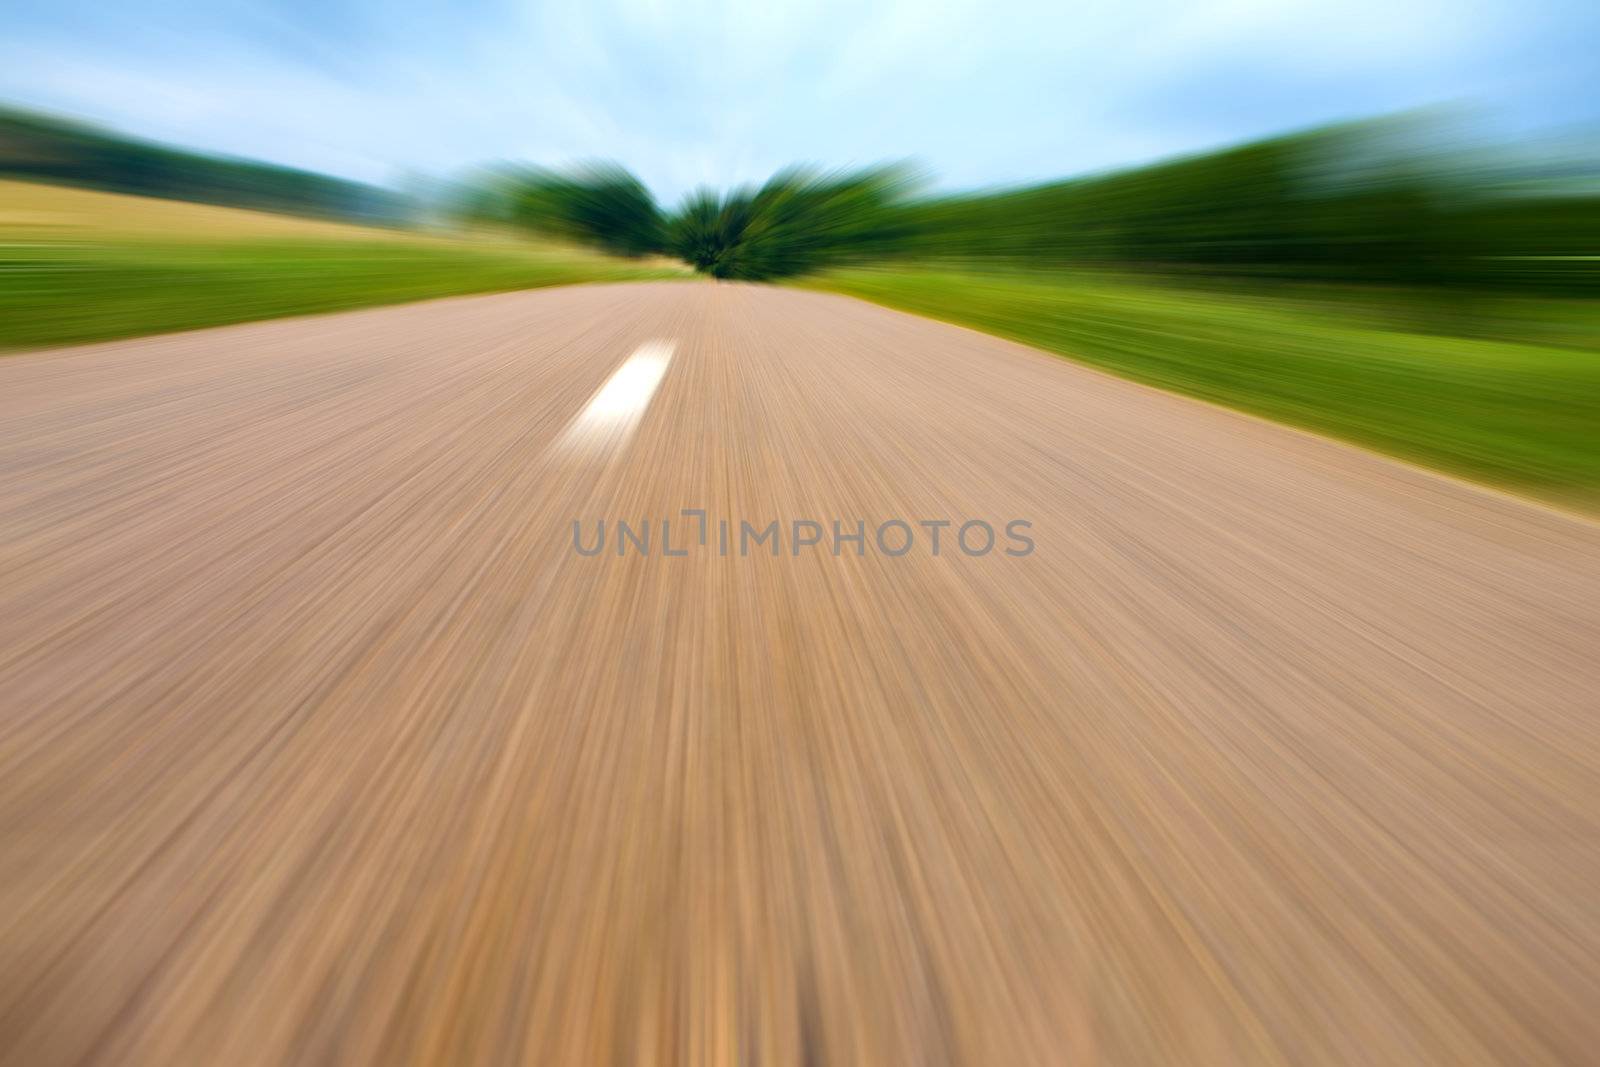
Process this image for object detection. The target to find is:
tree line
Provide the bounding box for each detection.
[6,103,1593,291]
[464,116,1600,292]
[0,107,408,224]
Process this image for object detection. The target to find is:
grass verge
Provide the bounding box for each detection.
[805,266,1600,509]
[0,180,685,350]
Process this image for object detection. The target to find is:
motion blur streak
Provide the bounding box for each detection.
[556,340,675,455]
[1,282,1597,1065]
[465,116,1600,292]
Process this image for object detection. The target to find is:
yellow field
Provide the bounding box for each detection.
[0,179,687,350]
[0,178,411,241]
[0,178,691,279]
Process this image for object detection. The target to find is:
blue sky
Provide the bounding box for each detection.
[3,0,1595,203]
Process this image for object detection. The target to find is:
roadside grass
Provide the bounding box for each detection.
[804,265,1600,508]
[0,180,687,350]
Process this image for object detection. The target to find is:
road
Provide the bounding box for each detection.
[1,280,1598,1065]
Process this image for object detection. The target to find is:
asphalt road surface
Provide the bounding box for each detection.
[2,281,1598,1065]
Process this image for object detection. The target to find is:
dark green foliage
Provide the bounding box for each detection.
[664,167,920,279]
[656,116,1596,292]
[890,121,1432,272]
[471,163,920,279]
[888,118,1599,292]
[459,115,1598,292]
[472,163,665,257]
[0,107,408,223]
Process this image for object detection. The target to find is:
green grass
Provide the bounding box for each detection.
[0,178,686,349]
[0,238,682,350]
[806,266,1600,509]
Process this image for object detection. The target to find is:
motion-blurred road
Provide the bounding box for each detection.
[2,281,1598,1065]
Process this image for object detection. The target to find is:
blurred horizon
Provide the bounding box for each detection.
[4,0,1598,203]
[7,97,1599,211]
[4,0,1596,492]
[4,6,1600,1064]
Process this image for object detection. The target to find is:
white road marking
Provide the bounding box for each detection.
[556,340,675,455]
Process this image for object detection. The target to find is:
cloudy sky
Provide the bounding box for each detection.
[3,0,1595,202]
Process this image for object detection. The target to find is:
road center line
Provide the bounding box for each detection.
[556,339,675,455]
